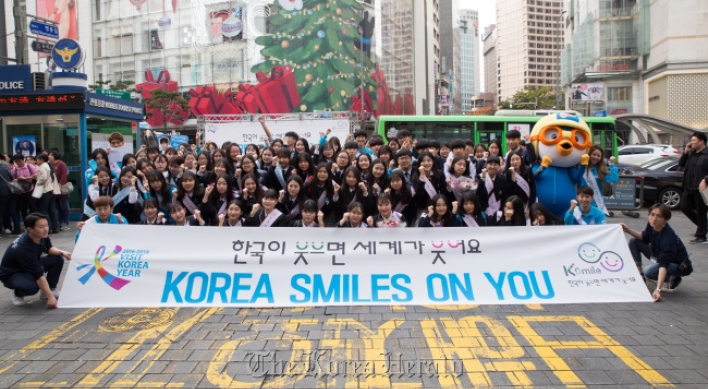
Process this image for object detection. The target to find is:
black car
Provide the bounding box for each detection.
[619,156,684,209]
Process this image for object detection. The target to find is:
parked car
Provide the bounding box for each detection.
[617,144,680,166]
[620,156,683,209]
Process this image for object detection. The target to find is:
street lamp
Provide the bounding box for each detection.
[556,10,568,104]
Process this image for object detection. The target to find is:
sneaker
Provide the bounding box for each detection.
[60,225,71,231]
[40,289,60,300]
[689,237,707,244]
[3,229,11,234]
[668,276,682,290]
[12,295,26,306]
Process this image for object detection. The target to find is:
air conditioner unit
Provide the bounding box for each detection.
[32,72,47,90]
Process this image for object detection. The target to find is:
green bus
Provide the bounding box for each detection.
[375,114,621,157]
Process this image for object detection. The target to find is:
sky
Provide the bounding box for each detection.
[459,0,497,92]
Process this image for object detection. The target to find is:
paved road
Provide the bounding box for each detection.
[0,211,706,388]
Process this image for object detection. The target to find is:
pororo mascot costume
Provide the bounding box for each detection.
[531,113,593,217]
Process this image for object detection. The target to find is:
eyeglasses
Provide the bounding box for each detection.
[532,126,592,149]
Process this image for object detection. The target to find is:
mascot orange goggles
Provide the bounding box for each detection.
[532,126,592,149]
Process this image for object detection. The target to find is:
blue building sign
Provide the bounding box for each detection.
[0,65,32,94]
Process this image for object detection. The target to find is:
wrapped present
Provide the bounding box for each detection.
[349,88,374,119]
[372,63,394,116]
[393,94,403,115]
[234,84,259,114]
[136,69,178,98]
[253,65,301,113]
[404,88,415,115]
[188,86,243,116]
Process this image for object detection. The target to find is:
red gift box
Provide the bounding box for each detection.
[372,63,394,116]
[404,88,415,115]
[234,84,259,114]
[349,88,375,120]
[253,65,301,113]
[136,69,178,97]
[188,86,243,116]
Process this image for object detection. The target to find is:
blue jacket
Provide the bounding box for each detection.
[641,223,690,270]
[564,206,607,225]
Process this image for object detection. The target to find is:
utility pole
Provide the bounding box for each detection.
[13,0,24,64]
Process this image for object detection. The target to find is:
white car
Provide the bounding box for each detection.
[617,144,680,166]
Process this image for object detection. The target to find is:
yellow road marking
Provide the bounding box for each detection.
[509,315,674,388]
[0,308,102,375]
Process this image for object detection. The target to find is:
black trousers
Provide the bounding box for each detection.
[0,255,64,297]
[681,189,707,239]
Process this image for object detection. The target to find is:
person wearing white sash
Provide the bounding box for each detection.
[111,167,142,224]
[497,196,527,226]
[563,186,607,225]
[338,167,375,219]
[476,156,513,226]
[338,202,369,228]
[385,171,416,226]
[173,171,204,218]
[455,191,487,227]
[83,166,115,221]
[198,173,234,226]
[277,175,307,223]
[446,156,474,204]
[140,198,168,225]
[572,145,618,216]
[218,199,246,227]
[304,163,339,225]
[413,152,452,215]
[169,203,205,226]
[287,199,325,227]
[264,149,293,192]
[505,151,536,211]
[247,189,287,227]
[417,194,459,227]
[367,193,407,228]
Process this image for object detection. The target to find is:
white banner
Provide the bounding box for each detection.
[204,116,351,150]
[59,225,652,308]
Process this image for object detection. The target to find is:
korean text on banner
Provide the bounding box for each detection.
[59,225,651,308]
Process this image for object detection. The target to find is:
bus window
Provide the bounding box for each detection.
[427,122,474,143]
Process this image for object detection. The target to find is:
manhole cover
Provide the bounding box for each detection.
[99,308,178,332]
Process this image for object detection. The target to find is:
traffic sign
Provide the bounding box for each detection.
[31,40,54,54]
[29,20,59,39]
[95,89,131,101]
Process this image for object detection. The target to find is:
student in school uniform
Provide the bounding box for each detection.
[417,194,459,227]
[476,156,513,226]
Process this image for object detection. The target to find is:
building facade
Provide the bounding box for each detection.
[482,24,497,96]
[560,0,645,117]
[643,0,708,129]
[459,9,480,113]
[439,0,460,114]
[496,0,564,102]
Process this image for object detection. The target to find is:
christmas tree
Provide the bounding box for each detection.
[252,0,378,112]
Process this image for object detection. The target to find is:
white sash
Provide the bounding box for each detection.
[112,187,132,206]
[217,199,227,216]
[275,165,286,189]
[317,189,327,210]
[182,193,199,214]
[484,174,500,217]
[573,207,587,225]
[83,200,96,217]
[585,169,610,216]
[450,176,463,203]
[285,203,300,221]
[228,218,243,227]
[394,202,407,213]
[260,209,283,227]
[462,214,479,227]
[423,176,437,199]
[514,172,531,213]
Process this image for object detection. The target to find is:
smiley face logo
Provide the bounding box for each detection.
[577,242,602,264]
[599,251,624,272]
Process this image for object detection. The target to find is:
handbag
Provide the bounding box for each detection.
[61,181,74,195]
[0,174,23,195]
[31,182,44,199]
